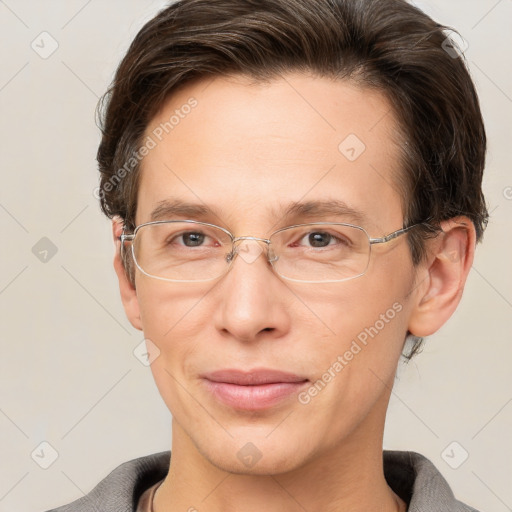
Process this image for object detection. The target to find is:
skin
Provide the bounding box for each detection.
[112,73,475,512]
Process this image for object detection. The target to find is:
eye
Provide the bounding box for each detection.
[178,231,206,247]
[295,230,350,249]
[301,231,334,248]
[166,230,218,248]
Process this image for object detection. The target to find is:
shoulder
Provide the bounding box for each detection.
[44,451,170,512]
[383,450,481,512]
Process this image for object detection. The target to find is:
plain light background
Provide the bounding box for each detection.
[0,1,510,511]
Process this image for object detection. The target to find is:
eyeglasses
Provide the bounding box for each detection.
[120,220,420,283]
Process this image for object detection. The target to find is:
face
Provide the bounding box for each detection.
[126,73,420,474]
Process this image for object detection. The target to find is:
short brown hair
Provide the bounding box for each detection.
[96,0,488,354]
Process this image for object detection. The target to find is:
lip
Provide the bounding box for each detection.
[201,369,309,411]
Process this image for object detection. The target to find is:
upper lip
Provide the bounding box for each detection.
[202,369,308,386]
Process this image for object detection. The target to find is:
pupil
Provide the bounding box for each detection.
[309,232,330,247]
[184,232,204,246]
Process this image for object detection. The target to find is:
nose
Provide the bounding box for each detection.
[213,238,291,343]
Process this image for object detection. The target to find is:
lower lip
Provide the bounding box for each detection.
[204,380,308,410]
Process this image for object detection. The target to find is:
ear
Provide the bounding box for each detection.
[408,216,476,337]
[112,217,143,331]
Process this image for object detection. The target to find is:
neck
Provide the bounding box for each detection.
[153,407,406,512]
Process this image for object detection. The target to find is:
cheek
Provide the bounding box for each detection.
[301,265,411,347]
[293,286,410,446]
[301,257,414,387]
[135,278,216,338]
[310,291,408,383]
[135,280,215,403]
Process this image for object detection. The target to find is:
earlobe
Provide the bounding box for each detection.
[112,217,143,331]
[408,217,476,338]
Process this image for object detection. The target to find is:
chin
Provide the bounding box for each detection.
[210,450,307,476]
[194,431,315,476]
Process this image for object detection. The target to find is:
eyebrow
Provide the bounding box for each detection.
[275,199,367,225]
[150,199,215,222]
[149,198,367,226]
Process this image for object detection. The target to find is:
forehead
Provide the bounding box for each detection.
[137,73,405,232]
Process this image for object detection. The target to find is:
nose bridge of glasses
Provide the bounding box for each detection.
[228,236,274,265]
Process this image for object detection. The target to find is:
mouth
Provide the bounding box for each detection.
[201,369,309,411]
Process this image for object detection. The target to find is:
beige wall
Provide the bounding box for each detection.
[0,1,510,511]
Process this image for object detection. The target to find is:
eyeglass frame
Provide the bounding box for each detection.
[120,219,423,284]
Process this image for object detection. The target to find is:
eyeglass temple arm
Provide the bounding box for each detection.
[119,230,135,261]
[369,224,418,245]
[120,233,134,243]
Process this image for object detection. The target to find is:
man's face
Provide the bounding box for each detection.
[131,73,418,474]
